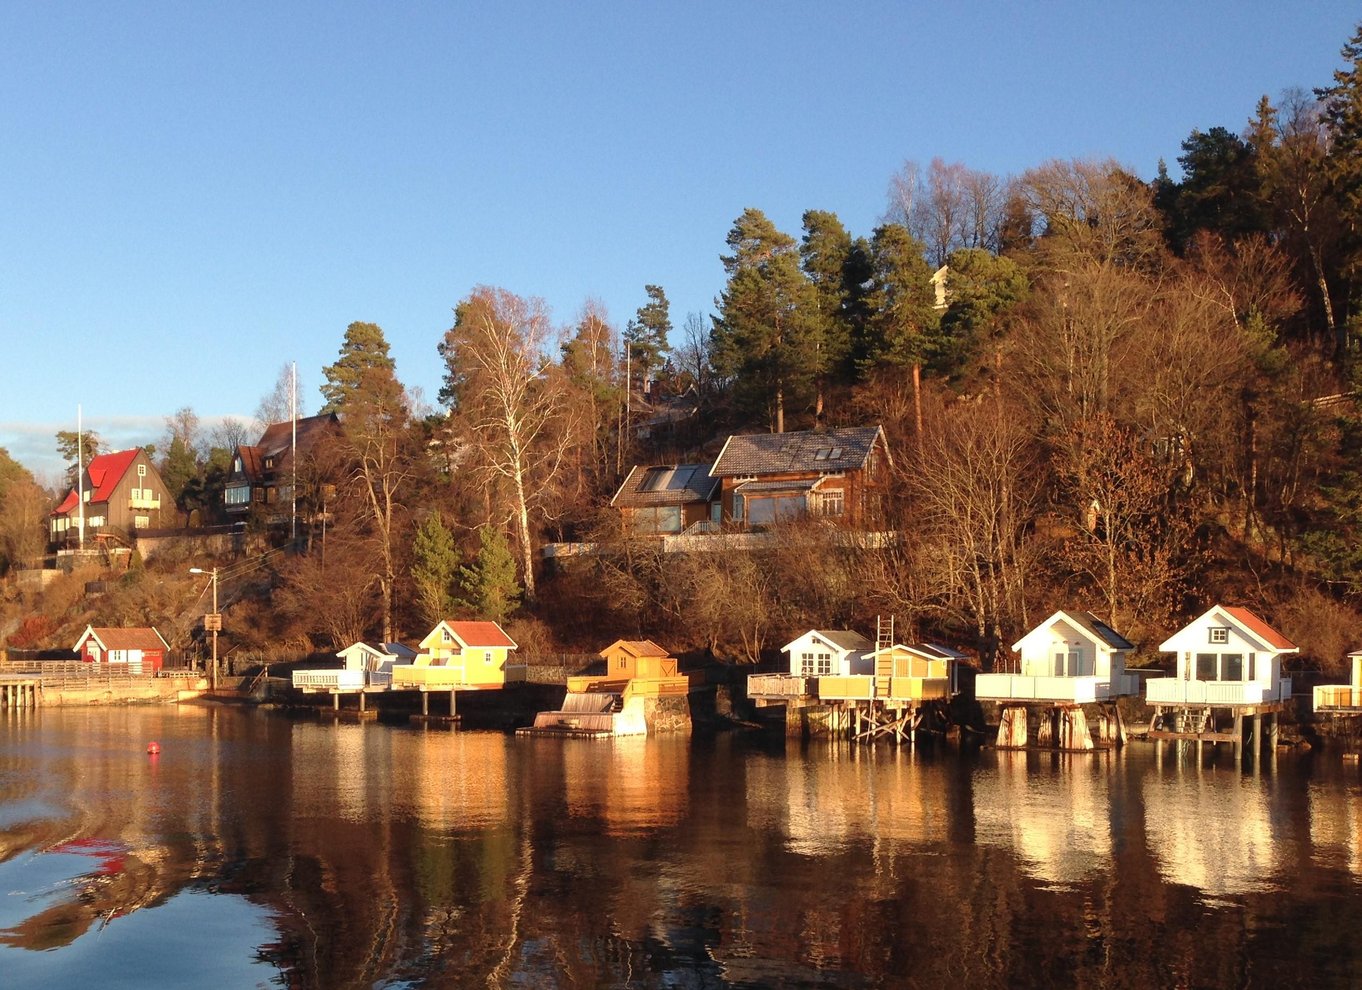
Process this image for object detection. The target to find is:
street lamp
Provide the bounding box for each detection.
[190,567,220,691]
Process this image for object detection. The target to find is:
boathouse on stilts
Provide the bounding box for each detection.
[1146,605,1295,761]
[975,610,1137,751]
[1313,650,1362,752]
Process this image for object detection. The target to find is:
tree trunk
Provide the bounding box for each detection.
[512,452,537,602]
[775,381,785,434]
[912,362,923,439]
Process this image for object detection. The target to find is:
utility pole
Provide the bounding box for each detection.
[191,567,220,690]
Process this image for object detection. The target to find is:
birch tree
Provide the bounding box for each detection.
[439,286,579,602]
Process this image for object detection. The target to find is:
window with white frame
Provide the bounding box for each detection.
[1209,627,1229,644]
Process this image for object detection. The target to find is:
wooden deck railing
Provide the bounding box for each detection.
[1314,684,1362,711]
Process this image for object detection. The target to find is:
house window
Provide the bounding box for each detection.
[134,515,149,529]
[88,515,105,527]
[1053,650,1066,676]
[137,464,146,478]
[1196,653,1217,680]
[441,628,453,643]
[1247,653,1256,681]
[1224,654,1244,681]
[817,490,845,516]
[799,651,833,676]
[1209,627,1229,644]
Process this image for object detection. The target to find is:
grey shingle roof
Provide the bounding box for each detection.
[611,463,720,508]
[815,630,873,651]
[1067,611,1135,651]
[710,426,887,477]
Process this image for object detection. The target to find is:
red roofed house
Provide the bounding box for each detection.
[49,449,171,549]
[391,620,525,689]
[1147,605,1296,752]
[73,625,170,673]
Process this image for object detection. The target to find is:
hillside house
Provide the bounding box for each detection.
[73,625,169,673]
[611,463,720,535]
[223,413,341,527]
[49,449,172,549]
[709,426,891,529]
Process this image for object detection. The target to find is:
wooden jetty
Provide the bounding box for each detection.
[0,677,41,709]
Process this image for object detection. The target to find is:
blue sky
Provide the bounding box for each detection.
[2,2,1357,483]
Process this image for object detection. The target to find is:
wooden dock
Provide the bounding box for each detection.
[0,678,40,709]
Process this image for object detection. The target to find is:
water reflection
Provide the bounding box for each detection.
[1142,744,1284,899]
[973,751,1114,888]
[4,709,1362,987]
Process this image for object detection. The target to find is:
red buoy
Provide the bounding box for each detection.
[146,741,160,755]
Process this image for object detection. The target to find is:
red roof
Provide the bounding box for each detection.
[443,621,517,649]
[1223,607,1297,651]
[75,626,169,652]
[52,449,142,517]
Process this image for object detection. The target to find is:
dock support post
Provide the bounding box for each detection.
[333,692,340,712]
[359,691,366,714]
[1267,712,1279,755]
[1234,712,1244,762]
[450,690,457,720]
[421,690,429,716]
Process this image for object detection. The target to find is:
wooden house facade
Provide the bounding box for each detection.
[391,620,524,690]
[522,639,693,737]
[223,413,341,527]
[708,426,891,529]
[49,449,172,549]
[610,463,720,535]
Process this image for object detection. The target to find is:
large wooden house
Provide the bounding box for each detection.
[391,620,524,690]
[49,449,172,549]
[223,413,341,526]
[976,610,1137,750]
[610,463,720,535]
[708,425,891,529]
[72,625,169,673]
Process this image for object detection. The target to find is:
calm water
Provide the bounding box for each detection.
[2,705,1361,988]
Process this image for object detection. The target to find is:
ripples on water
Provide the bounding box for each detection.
[2,705,1361,988]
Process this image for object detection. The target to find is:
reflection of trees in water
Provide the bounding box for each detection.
[10,713,1362,986]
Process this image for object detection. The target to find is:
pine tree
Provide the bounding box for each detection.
[411,513,460,626]
[624,285,671,392]
[711,208,820,432]
[799,210,862,422]
[459,524,521,622]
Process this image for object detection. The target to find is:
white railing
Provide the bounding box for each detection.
[1145,677,1292,705]
[975,673,1129,703]
[292,669,366,690]
[747,673,809,698]
[1314,684,1362,711]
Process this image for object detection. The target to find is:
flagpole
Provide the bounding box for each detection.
[77,405,85,550]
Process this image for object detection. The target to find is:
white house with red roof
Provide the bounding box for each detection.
[391,620,525,689]
[72,625,169,673]
[1147,605,1296,706]
[49,449,171,549]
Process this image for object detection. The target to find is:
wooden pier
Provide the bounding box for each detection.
[1148,703,1282,760]
[0,678,41,709]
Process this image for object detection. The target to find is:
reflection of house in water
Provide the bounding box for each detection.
[554,736,689,835]
[1310,779,1362,878]
[388,730,511,830]
[971,754,1114,887]
[1143,758,1280,898]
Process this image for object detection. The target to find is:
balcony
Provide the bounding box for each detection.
[747,673,811,700]
[128,494,161,510]
[975,673,1138,704]
[1145,677,1292,706]
[1313,684,1362,713]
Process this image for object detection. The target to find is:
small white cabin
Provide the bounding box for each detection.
[1147,605,1295,706]
[781,630,874,678]
[976,610,1136,703]
[293,641,416,691]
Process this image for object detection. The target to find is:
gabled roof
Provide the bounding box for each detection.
[601,639,672,660]
[434,620,517,650]
[337,641,418,661]
[1220,606,1297,651]
[1012,610,1134,653]
[781,629,873,654]
[234,445,265,482]
[74,625,169,652]
[252,413,341,465]
[611,463,720,508]
[710,426,889,478]
[903,642,969,661]
[52,449,144,516]
[1158,605,1297,654]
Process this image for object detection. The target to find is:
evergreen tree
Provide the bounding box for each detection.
[411,513,461,626]
[623,285,671,392]
[799,210,861,421]
[711,208,820,432]
[459,523,520,622]
[320,320,412,641]
[860,223,940,436]
[1318,24,1362,274]
[160,435,199,502]
[937,247,1030,375]
[55,430,103,486]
